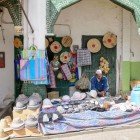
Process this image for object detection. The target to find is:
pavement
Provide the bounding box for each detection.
[13,125,140,140]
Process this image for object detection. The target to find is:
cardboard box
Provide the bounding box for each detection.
[48,91,59,99]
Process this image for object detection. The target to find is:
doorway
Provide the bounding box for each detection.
[82,35,116,96]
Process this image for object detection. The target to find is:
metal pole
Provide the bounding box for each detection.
[18,0,34,33]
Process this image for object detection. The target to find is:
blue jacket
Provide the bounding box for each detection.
[90,76,109,92]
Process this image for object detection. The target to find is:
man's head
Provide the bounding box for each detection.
[96,69,102,80]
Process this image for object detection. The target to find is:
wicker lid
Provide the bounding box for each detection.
[61,36,72,47]
[103,32,117,48]
[50,41,62,53]
[60,51,71,63]
[45,38,49,48]
[87,38,101,53]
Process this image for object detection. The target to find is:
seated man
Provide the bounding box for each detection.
[90,69,109,97]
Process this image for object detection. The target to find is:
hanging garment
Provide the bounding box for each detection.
[14,59,20,80]
[31,51,51,85]
[14,53,21,80]
[49,63,56,88]
[61,64,72,81]
[31,59,50,85]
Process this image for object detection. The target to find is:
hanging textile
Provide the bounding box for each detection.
[14,53,21,80]
[31,58,50,85]
[61,64,72,80]
[20,58,49,82]
[49,63,56,88]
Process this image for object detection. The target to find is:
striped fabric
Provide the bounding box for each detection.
[49,63,56,88]
[61,64,72,80]
[20,58,48,81]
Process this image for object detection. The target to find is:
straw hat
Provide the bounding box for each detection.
[45,38,49,48]
[48,37,54,43]
[51,98,62,104]
[87,38,101,53]
[42,114,49,123]
[0,129,9,140]
[16,94,29,105]
[88,90,97,98]
[14,26,23,35]
[60,51,71,63]
[27,99,40,110]
[42,99,53,109]
[0,119,9,129]
[62,95,71,102]
[61,36,73,47]
[29,93,42,103]
[71,92,86,101]
[52,113,59,121]
[3,116,12,126]
[57,106,66,114]
[50,41,62,53]
[11,118,25,130]
[13,102,26,111]
[103,32,117,48]
[25,115,38,128]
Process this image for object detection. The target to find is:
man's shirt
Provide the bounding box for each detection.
[90,76,109,92]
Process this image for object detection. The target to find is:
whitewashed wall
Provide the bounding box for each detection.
[55,0,122,59]
[130,15,140,61]
[54,0,140,93]
[0,9,14,107]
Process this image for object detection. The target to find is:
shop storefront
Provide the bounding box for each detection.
[0,0,140,139]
